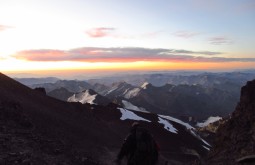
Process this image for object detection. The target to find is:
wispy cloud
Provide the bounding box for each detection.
[86,27,116,38]
[173,31,200,38]
[13,47,255,63]
[0,25,13,31]
[208,36,233,45]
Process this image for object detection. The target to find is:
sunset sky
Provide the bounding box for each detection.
[0,0,255,78]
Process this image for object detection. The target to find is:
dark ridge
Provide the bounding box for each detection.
[206,79,255,164]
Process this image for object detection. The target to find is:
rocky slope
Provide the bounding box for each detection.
[47,87,74,101]
[206,79,255,164]
[0,73,210,164]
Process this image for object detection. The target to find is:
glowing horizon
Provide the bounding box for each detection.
[0,0,255,77]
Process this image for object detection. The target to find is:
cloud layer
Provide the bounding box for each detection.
[0,25,12,31]
[208,36,233,45]
[86,27,116,38]
[13,47,254,63]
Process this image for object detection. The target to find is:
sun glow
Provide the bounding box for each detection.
[2,57,255,74]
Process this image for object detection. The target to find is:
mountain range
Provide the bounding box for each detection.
[0,72,210,164]
[14,71,255,122]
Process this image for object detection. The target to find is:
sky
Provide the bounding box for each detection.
[0,0,255,78]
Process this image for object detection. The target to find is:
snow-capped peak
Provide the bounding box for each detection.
[141,82,150,89]
[67,89,97,104]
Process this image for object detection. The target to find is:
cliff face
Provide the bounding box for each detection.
[207,80,255,164]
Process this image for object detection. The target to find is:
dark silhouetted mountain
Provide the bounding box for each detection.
[15,77,59,86]
[47,87,74,101]
[92,83,109,94]
[207,79,255,164]
[0,72,211,164]
[67,89,111,106]
[31,80,93,93]
[99,81,136,98]
[34,87,46,95]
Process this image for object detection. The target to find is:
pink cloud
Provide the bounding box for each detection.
[0,25,13,31]
[15,49,68,61]
[86,27,116,38]
[13,47,254,63]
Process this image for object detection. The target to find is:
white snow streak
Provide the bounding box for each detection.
[203,145,210,151]
[124,88,141,99]
[141,82,150,89]
[159,115,211,147]
[118,108,151,122]
[196,116,222,127]
[122,100,148,113]
[158,117,178,134]
[67,90,97,104]
[159,115,194,129]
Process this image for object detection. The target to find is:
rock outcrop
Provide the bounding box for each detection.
[207,80,255,164]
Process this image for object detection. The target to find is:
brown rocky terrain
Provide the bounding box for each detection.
[206,80,255,164]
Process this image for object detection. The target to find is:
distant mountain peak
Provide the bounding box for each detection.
[68,89,97,104]
[68,89,111,105]
[141,82,151,89]
[112,81,130,87]
[82,89,97,95]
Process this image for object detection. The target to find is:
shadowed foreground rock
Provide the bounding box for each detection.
[206,80,255,164]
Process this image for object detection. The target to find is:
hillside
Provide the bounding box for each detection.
[0,73,210,164]
[207,79,255,164]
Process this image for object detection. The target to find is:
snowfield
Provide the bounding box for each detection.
[123,88,141,99]
[159,114,211,149]
[159,114,194,129]
[67,90,97,104]
[122,100,148,113]
[158,117,178,134]
[196,116,222,127]
[118,108,151,122]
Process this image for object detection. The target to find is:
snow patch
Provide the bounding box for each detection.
[67,90,97,104]
[118,108,151,122]
[141,82,150,89]
[122,100,148,113]
[203,145,210,151]
[196,116,222,127]
[159,115,211,147]
[105,86,118,95]
[159,115,194,129]
[201,139,211,147]
[158,117,178,134]
[124,88,141,99]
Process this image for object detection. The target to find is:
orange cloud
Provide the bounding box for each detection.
[0,25,13,31]
[86,27,116,38]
